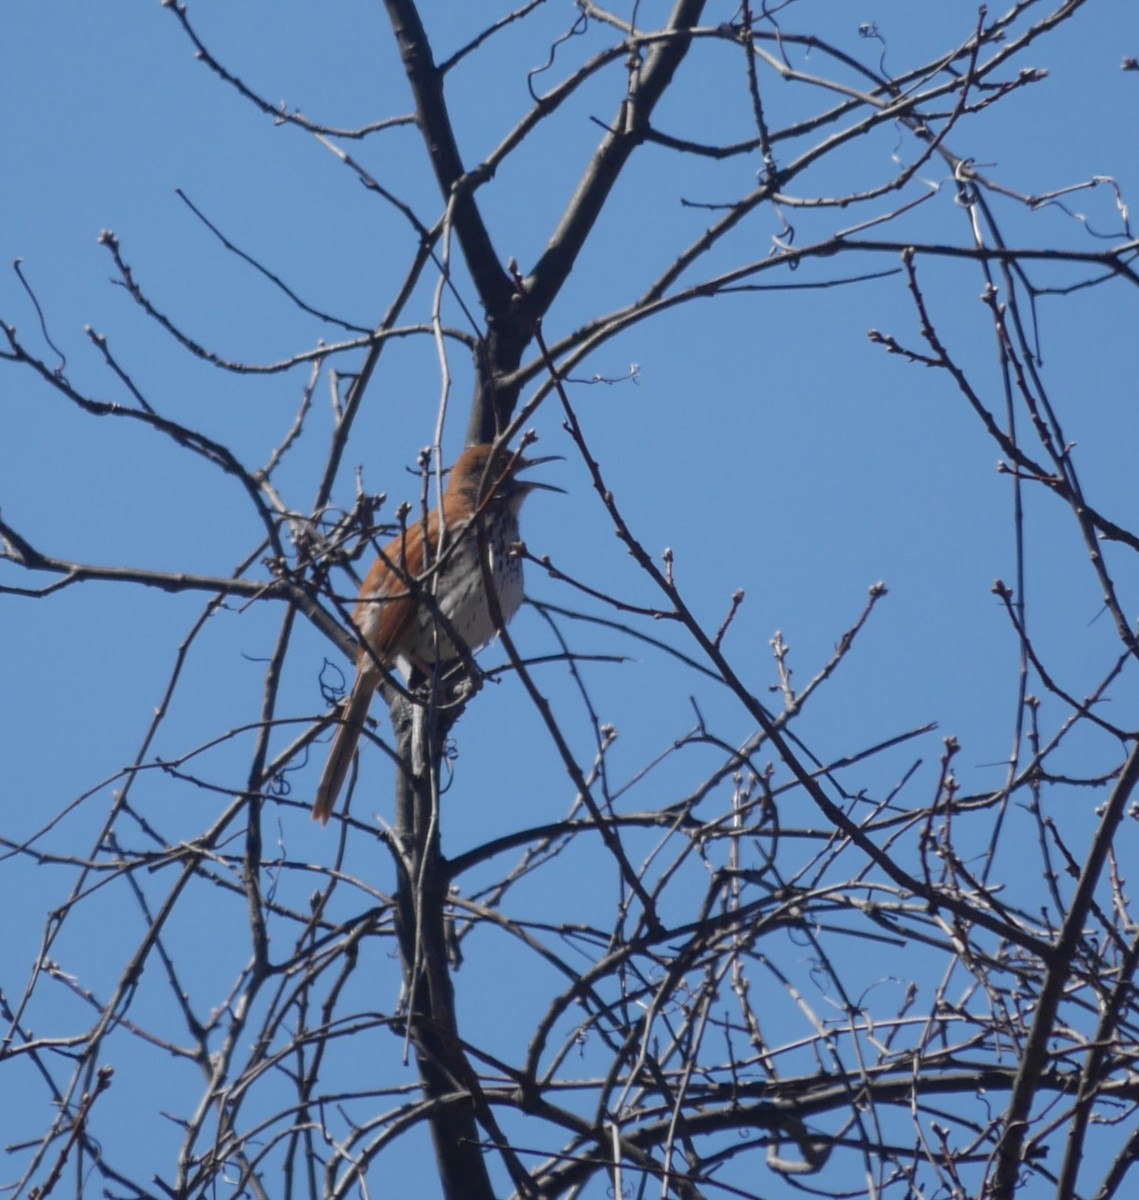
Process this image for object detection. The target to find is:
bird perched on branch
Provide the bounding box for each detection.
[312,443,562,825]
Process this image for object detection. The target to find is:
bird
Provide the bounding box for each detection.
[312,443,562,825]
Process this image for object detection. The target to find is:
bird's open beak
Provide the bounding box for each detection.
[515,454,566,493]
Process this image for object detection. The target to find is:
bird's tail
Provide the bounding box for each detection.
[312,670,377,825]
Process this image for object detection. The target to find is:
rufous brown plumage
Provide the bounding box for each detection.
[312,444,561,825]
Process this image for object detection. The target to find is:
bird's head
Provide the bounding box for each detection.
[448,443,565,511]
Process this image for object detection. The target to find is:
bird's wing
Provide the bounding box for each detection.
[352,513,442,667]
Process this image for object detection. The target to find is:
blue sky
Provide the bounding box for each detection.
[3,2,1139,1196]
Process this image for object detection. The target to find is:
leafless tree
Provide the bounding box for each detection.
[3,3,1139,1198]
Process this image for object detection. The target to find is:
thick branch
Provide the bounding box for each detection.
[990,739,1139,1199]
[525,0,707,315]
[383,0,515,316]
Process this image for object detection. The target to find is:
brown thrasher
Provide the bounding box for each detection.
[312,443,562,824]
